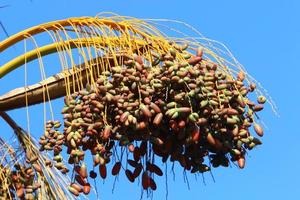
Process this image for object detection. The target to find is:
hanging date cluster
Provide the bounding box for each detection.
[39,44,266,196]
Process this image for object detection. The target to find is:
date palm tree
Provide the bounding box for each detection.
[0,13,273,199]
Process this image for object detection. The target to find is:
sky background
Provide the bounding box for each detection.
[0,0,300,199]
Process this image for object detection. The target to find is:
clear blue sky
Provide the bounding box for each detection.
[0,0,299,200]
